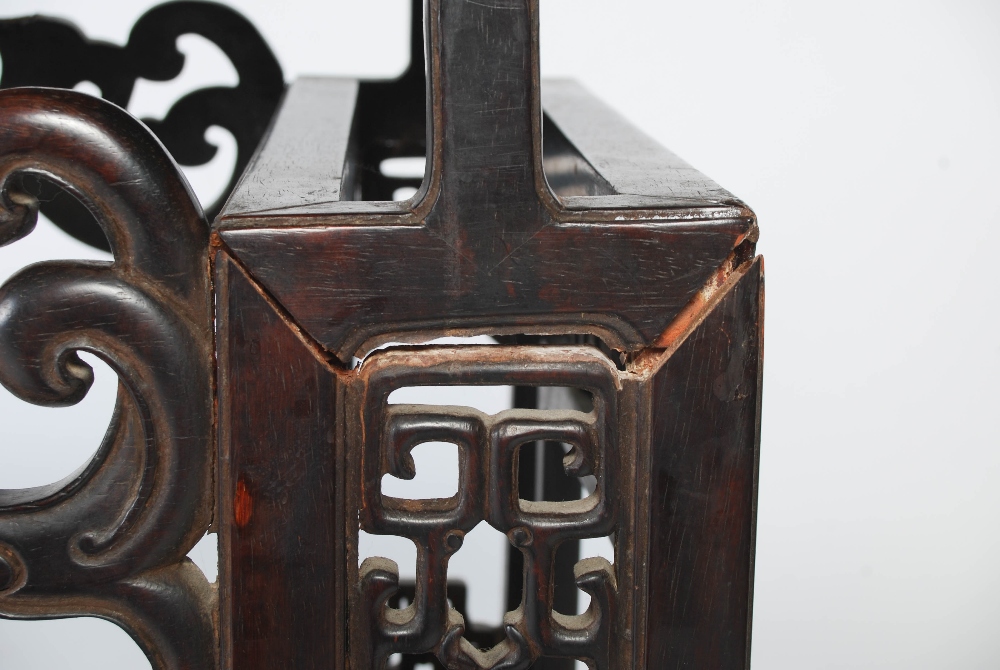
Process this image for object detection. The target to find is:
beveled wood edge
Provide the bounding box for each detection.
[215,209,755,234]
[746,257,765,670]
[213,250,351,669]
[212,218,759,363]
[632,255,764,670]
[219,77,361,218]
[542,79,744,209]
[214,73,754,229]
[215,0,756,233]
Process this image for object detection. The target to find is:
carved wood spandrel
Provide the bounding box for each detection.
[0,1,285,249]
[0,88,215,670]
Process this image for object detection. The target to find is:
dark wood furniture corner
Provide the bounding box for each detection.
[0,1,763,669]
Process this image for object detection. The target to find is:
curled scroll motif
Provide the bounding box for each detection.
[0,88,215,670]
[0,0,284,248]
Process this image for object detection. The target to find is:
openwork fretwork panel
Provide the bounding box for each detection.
[350,346,624,669]
[1,0,763,667]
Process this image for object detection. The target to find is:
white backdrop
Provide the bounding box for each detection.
[1,1,999,668]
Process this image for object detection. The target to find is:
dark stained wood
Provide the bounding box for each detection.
[507,381,594,670]
[0,1,764,669]
[0,88,215,669]
[223,78,360,217]
[348,345,623,669]
[215,253,344,670]
[541,79,741,210]
[0,1,284,248]
[643,258,764,670]
[218,215,749,362]
[216,0,755,363]
[540,115,616,199]
[212,1,763,668]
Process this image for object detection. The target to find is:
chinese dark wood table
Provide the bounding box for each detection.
[0,1,763,668]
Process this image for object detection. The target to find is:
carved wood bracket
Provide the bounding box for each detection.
[0,88,215,670]
[0,1,284,248]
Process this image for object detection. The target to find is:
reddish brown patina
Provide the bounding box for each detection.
[0,1,762,669]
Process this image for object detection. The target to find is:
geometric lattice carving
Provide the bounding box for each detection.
[352,345,620,669]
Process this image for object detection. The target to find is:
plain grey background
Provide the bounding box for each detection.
[1,0,999,668]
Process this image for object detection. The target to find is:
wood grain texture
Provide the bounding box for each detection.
[643,257,763,670]
[215,252,344,670]
[0,0,764,668]
[211,2,763,668]
[0,88,215,669]
[215,0,755,363]
[223,78,359,217]
[218,220,749,363]
[542,79,741,210]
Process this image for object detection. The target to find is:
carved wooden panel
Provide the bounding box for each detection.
[0,0,284,249]
[0,88,215,669]
[214,1,763,668]
[0,0,763,668]
[350,346,622,668]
